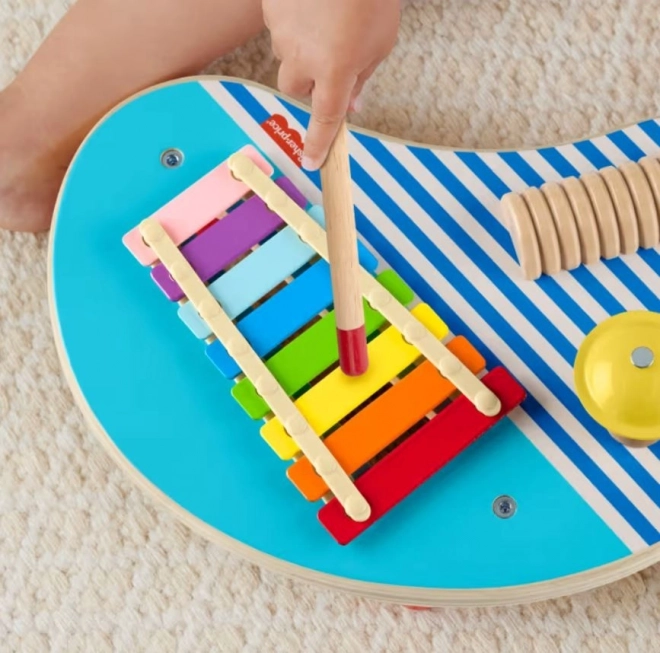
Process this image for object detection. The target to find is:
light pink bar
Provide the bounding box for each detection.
[122,145,274,265]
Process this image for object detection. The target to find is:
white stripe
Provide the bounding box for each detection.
[593,269,645,311]
[554,144,598,175]
[638,120,660,148]
[623,125,660,157]
[200,79,655,546]
[516,150,563,183]
[480,152,529,192]
[593,135,630,166]
[618,255,660,303]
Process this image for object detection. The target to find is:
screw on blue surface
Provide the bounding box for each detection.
[161,148,184,168]
[493,495,516,519]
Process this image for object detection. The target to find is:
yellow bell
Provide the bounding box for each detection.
[574,310,660,446]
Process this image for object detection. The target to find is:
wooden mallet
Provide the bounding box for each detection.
[320,119,369,376]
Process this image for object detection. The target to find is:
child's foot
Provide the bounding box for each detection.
[0,83,72,233]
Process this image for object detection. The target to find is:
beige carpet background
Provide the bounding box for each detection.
[3,1,660,651]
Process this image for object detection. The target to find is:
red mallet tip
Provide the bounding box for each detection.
[337,325,369,376]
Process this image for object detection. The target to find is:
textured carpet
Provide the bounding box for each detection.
[2,1,660,651]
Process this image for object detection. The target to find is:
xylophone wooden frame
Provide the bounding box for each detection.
[46,74,660,608]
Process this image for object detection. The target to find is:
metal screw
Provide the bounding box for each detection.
[161,148,184,168]
[631,346,654,369]
[493,495,516,519]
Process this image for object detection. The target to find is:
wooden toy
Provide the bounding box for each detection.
[319,120,369,376]
[48,75,660,607]
[502,156,660,279]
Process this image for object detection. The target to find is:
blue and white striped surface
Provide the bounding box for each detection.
[208,78,660,553]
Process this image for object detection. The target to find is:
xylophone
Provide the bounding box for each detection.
[126,144,522,543]
[48,75,660,607]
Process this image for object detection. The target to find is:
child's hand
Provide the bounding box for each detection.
[263,0,400,170]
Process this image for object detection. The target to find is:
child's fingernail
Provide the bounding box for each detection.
[302,155,319,171]
[352,94,364,113]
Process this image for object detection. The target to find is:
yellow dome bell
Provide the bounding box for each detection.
[574,311,660,446]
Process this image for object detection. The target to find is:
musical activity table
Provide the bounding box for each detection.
[48,75,660,607]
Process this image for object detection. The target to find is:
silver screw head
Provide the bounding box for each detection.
[493,495,516,519]
[161,148,184,168]
[631,346,654,369]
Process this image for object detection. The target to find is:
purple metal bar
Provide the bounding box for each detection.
[150,176,308,301]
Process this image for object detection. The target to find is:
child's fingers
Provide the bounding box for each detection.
[277,61,314,99]
[303,75,356,170]
[349,61,379,112]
